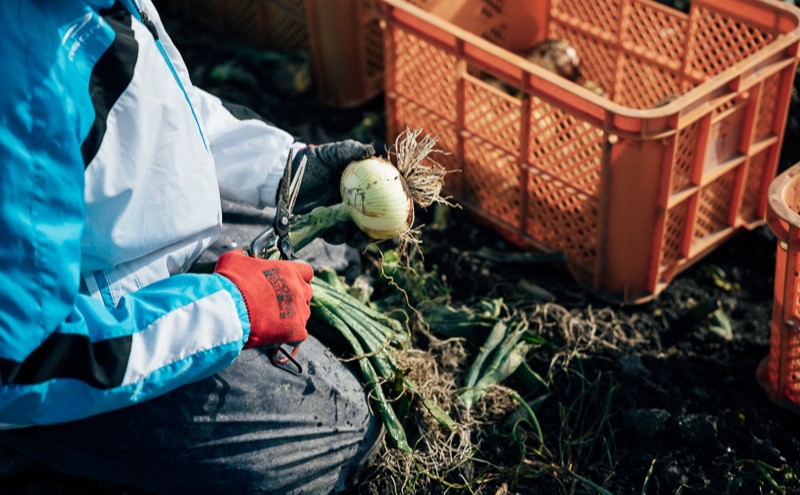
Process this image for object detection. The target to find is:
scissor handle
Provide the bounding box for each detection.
[269,345,303,375]
[247,225,278,258]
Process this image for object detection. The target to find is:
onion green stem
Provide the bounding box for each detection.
[312,279,406,342]
[288,202,351,253]
[312,291,396,378]
[312,300,412,453]
[460,319,530,411]
[463,321,507,389]
[263,202,351,260]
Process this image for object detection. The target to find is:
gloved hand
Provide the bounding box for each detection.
[290,140,375,214]
[214,250,313,351]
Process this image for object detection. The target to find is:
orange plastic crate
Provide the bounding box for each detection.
[380,0,800,303]
[758,164,800,412]
[160,0,386,107]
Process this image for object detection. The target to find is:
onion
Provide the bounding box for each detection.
[340,157,415,240]
[266,128,454,259]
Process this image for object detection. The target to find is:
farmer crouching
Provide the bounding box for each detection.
[0,1,382,493]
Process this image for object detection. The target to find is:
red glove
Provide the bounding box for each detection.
[214,250,314,351]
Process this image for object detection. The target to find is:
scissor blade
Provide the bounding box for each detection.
[286,155,307,214]
[278,151,294,214]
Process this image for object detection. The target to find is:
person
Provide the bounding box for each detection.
[0,0,383,493]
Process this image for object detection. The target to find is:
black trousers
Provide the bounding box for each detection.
[0,337,382,494]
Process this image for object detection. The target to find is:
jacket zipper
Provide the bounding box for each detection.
[119,0,208,151]
[138,8,159,40]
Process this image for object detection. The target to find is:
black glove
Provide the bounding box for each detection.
[289,140,375,214]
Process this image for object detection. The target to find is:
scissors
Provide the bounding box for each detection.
[246,149,307,374]
[247,150,307,260]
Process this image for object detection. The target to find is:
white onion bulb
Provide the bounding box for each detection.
[278,129,451,259]
[340,158,414,240]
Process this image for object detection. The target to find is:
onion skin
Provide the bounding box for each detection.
[340,158,414,240]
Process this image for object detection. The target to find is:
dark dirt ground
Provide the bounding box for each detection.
[4,4,800,494]
[420,211,800,494]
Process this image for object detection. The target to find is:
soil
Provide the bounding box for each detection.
[415,211,800,494]
[4,5,800,494]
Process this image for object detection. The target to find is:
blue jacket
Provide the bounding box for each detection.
[0,0,298,427]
